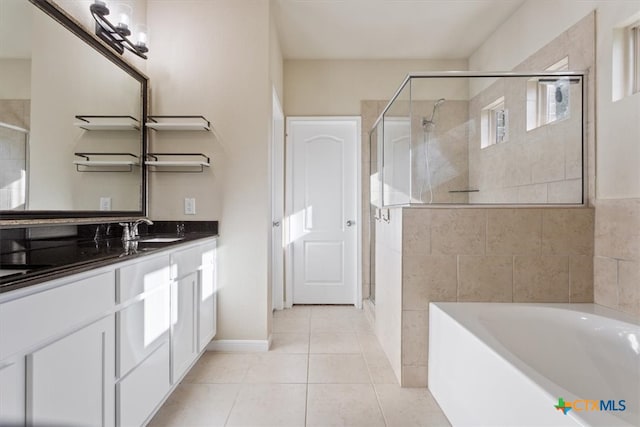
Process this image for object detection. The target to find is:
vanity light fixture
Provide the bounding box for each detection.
[89,1,148,59]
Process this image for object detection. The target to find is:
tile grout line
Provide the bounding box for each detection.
[362,323,389,427]
[222,383,243,427]
[224,352,256,426]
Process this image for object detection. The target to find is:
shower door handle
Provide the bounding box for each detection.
[346,220,355,227]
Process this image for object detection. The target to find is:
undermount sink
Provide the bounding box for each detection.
[137,237,184,243]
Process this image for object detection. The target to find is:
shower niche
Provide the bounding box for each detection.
[370,72,586,207]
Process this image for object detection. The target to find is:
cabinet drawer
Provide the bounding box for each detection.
[201,241,216,266]
[117,286,170,377]
[0,271,114,360]
[117,254,170,302]
[171,246,203,279]
[117,341,170,427]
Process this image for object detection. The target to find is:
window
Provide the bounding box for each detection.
[630,23,640,94]
[481,97,508,149]
[526,57,570,130]
[612,20,640,100]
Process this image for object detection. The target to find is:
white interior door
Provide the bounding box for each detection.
[271,90,285,310]
[287,118,359,304]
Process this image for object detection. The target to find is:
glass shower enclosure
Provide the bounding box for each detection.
[368,71,586,302]
[370,72,585,208]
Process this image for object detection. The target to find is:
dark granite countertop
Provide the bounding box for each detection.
[0,221,218,295]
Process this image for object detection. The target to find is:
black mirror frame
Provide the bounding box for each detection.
[0,0,148,223]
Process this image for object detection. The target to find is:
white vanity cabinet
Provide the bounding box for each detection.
[115,253,172,427]
[0,269,115,426]
[116,253,171,377]
[0,236,217,427]
[171,272,198,382]
[28,315,115,426]
[169,239,217,382]
[198,241,217,351]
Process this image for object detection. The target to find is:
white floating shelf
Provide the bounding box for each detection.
[74,115,140,131]
[145,161,210,167]
[73,152,140,172]
[145,122,210,131]
[74,123,140,131]
[74,160,140,166]
[145,152,211,173]
[146,115,211,131]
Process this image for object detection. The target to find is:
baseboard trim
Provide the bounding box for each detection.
[206,338,271,353]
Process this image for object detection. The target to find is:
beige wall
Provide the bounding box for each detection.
[284,59,467,116]
[270,10,284,104]
[0,59,31,99]
[147,0,280,341]
[593,3,640,199]
[469,0,595,73]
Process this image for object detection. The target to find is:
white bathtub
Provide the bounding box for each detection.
[428,303,640,427]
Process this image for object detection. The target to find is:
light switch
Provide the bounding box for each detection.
[100,197,111,211]
[184,198,196,215]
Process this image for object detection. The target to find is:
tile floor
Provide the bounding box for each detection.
[149,305,451,427]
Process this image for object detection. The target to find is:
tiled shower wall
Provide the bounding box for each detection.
[468,12,594,204]
[400,206,594,387]
[409,101,470,204]
[594,199,640,318]
[467,79,583,204]
[0,100,30,210]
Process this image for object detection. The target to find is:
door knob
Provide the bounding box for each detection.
[272,221,281,227]
[346,220,355,227]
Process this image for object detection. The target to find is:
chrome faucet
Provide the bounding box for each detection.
[119,222,132,241]
[119,218,153,241]
[131,218,153,239]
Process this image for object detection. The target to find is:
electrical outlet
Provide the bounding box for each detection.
[184,198,196,215]
[100,197,111,211]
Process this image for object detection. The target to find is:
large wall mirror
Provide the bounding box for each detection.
[0,0,147,220]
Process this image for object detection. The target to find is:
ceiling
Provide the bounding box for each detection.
[273,0,527,60]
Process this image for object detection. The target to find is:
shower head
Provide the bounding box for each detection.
[422,98,446,130]
[430,98,446,121]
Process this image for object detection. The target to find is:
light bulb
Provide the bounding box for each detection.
[135,24,149,53]
[136,25,148,46]
[115,3,132,34]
